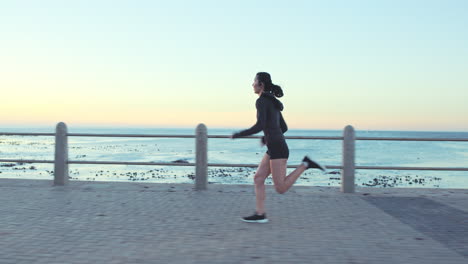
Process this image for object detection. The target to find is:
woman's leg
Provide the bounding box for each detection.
[270,159,307,194]
[254,153,271,215]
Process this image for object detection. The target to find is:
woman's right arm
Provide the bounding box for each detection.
[232,99,267,138]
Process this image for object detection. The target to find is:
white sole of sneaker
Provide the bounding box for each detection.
[241,219,269,223]
[318,164,327,172]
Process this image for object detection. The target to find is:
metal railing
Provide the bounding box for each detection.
[1,123,467,193]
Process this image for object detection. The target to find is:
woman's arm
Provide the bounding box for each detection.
[232,99,267,138]
[280,112,288,134]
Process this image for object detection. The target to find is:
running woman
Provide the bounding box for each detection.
[231,72,326,223]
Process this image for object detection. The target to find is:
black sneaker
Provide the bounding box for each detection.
[241,213,269,223]
[303,156,327,171]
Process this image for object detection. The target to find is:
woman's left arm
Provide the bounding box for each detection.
[280,112,288,134]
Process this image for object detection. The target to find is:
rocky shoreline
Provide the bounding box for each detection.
[0,162,445,188]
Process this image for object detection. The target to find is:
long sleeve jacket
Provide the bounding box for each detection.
[233,92,288,138]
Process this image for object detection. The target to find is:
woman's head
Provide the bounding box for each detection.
[252,72,284,98]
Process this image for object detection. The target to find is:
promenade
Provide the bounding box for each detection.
[0,179,466,263]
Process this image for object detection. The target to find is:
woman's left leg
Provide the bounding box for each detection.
[270,159,307,194]
[254,153,271,215]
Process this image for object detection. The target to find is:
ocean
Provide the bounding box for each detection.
[1,126,467,188]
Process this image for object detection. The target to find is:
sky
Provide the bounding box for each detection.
[1,0,467,131]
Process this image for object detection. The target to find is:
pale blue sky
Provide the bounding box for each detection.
[1,0,467,131]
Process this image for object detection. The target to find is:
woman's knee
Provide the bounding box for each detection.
[274,184,287,194]
[254,174,266,186]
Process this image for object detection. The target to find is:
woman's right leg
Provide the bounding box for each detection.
[254,153,271,215]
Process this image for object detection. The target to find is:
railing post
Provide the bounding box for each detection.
[342,125,355,193]
[54,122,69,186]
[195,123,208,190]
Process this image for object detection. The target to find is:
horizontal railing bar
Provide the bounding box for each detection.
[0,159,341,169]
[286,136,344,140]
[355,137,468,142]
[68,161,196,166]
[68,161,342,169]
[0,133,55,136]
[0,159,54,164]
[207,163,344,169]
[2,132,467,142]
[355,166,468,171]
[207,135,344,140]
[67,134,345,140]
[206,163,270,168]
[67,133,196,138]
[209,135,257,139]
[1,159,466,171]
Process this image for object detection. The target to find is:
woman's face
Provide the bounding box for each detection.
[252,76,264,94]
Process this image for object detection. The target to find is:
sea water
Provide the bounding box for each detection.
[0,126,467,188]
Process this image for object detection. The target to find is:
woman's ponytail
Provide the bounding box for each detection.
[256,72,284,98]
[271,84,283,98]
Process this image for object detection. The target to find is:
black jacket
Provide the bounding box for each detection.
[233,92,288,138]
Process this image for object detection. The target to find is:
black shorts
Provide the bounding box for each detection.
[266,138,289,159]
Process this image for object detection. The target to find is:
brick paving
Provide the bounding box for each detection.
[0,179,467,264]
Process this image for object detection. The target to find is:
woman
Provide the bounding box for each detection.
[231,72,326,223]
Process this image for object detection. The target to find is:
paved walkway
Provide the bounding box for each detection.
[0,179,467,264]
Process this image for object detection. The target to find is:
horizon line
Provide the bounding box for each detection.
[0,123,467,133]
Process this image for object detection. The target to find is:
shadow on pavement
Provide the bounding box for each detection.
[362,196,468,257]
